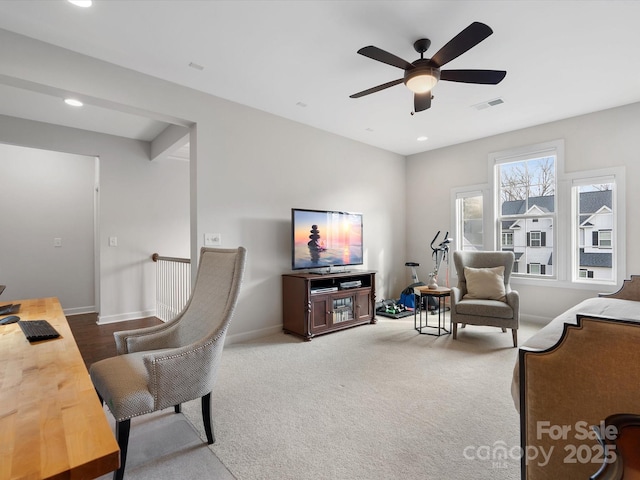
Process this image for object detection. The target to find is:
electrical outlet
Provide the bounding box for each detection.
[204,233,222,246]
[109,236,118,247]
[54,238,62,247]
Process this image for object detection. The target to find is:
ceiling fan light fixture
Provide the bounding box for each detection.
[404,67,440,94]
[350,23,505,112]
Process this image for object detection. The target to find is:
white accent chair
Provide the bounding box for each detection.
[450,250,519,347]
[90,247,246,480]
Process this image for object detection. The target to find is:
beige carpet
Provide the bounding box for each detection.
[181,315,541,480]
[96,407,234,480]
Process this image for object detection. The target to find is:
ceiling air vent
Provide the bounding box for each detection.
[473,97,504,110]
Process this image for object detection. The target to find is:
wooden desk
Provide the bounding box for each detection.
[0,297,119,479]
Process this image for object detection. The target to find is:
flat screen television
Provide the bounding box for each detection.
[291,208,363,271]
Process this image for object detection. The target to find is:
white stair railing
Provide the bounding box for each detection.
[151,253,191,321]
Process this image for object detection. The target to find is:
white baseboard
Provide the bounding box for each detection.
[520,313,553,326]
[92,315,284,343]
[225,324,283,345]
[97,309,156,325]
[64,306,96,316]
[94,317,282,341]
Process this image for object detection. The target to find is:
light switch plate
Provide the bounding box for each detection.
[204,233,222,246]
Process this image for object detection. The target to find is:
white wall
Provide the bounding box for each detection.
[191,104,407,340]
[5,28,640,334]
[0,30,407,341]
[0,143,95,312]
[0,114,190,321]
[406,102,640,322]
[6,29,639,334]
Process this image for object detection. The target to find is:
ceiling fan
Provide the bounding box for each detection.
[350,22,506,113]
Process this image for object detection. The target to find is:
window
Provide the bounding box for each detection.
[528,231,543,247]
[493,142,558,278]
[528,263,543,275]
[579,269,594,279]
[468,141,625,287]
[454,189,484,251]
[502,232,513,247]
[572,175,621,284]
[597,230,612,248]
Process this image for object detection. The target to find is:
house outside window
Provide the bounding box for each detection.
[459,140,625,287]
[573,181,616,282]
[495,151,556,278]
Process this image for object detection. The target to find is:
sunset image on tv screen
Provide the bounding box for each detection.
[292,210,363,269]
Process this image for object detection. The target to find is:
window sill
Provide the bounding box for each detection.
[510,275,619,292]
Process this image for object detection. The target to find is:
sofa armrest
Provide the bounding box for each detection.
[451,286,462,305]
[506,290,519,321]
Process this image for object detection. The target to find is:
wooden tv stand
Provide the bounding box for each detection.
[282,270,376,341]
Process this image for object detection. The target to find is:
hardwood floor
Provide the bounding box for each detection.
[67,313,162,368]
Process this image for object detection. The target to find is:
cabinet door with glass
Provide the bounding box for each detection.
[331,292,356,325]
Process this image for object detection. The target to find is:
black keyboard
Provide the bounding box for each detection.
[18,320,60,342]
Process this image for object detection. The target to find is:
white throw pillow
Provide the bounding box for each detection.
[463,266,506,302]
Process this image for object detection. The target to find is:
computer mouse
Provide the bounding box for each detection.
[0,315,20,325]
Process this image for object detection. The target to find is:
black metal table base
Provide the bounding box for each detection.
[414,294,451,337]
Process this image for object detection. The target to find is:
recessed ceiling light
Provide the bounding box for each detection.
[64,98,83,107]
[417,136,428,142]
[68,0,92,7]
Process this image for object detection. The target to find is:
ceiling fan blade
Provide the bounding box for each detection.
[440,69,507,84]
[430,22,494,68]
[350,78,404,98]
[414,92,432,112]
[357,46,415,71]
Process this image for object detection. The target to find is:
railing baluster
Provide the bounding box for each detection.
[152,253,191,322]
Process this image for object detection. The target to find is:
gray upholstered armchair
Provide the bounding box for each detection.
[90,246,246,480]
[450,250,519,347]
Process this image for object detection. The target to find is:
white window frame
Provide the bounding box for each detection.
[568,168,625,287]
[489,139,563,283]
[451,185,491,252]
[474,140,626,290]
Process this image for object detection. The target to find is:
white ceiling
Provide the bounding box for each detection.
[1,0,639,156]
